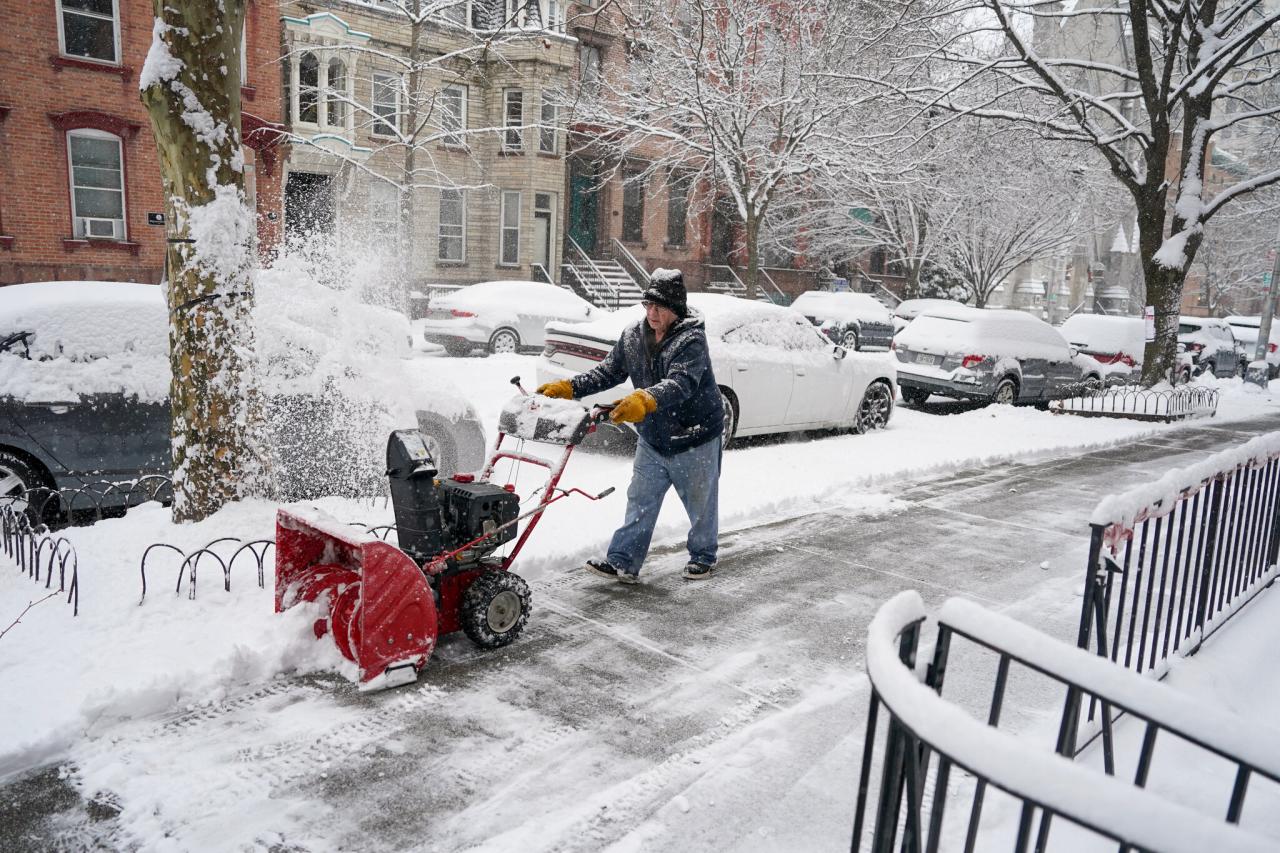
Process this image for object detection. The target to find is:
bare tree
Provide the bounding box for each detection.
[1192,185,1280,313]
[569,0,910,299]
[898,0,1280,383]
[140,1,259,522]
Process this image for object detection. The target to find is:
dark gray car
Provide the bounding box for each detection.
[894,307,1090,405]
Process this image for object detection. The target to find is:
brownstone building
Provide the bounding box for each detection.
[0,0,285,285]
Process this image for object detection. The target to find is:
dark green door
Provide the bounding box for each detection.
[567,165,599,255]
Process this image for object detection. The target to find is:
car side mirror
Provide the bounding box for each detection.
[1069,346,1079,358]
[833,345,846,360]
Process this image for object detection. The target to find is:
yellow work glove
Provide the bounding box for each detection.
[610,389,658,424]
[536,380,574,399]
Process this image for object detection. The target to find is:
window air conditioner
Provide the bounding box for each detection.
[78,217,123,240]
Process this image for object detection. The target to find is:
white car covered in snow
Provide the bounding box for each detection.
[1059,313,1194,384]
[536,293,898,444]
[421,280,600,356]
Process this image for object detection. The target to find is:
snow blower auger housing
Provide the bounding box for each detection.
[275,386,615,691]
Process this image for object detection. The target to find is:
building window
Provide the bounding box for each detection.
[578,44,601,95]
[667,173,689,246]
[470,0,487,29]
[442,0,467,25]
[869,248,885,275]
[500,191,520,266]
[541,0,565,31]
[369,181,399,247]
[326,58,347,128]
[68,129,125,240]
[440,84,467,146]
[372,73,400,137]
[59,0,119,64]
[539,91,557,154]
[439,189,466,262]
[298,52,319,124]
[622,171,645,243]
[281,57,292,124]
[503,89,523,152]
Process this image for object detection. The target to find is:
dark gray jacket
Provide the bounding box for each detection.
[571,315,724,456]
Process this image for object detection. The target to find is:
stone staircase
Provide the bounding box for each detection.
[562,257,645,310]
[706,279,775,303]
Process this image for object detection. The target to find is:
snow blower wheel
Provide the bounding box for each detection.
[461,571,531,648]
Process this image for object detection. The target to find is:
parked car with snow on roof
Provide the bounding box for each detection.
[421,280,600,356]
[790,291,895,350]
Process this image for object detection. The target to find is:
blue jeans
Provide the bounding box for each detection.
[607,435,722,576]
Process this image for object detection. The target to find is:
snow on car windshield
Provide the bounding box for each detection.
[0,281,170,402]
[897,314,974,348]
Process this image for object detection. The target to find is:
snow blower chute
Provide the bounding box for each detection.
[275,384,616,691]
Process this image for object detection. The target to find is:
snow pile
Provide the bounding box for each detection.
[1059,314,1143,356]
[498,394,592,443]
[0,281,170,403]
[791,291,892,325]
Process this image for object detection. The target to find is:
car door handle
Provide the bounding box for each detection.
[736,366,749,372]
[795,369,807,376]
[28,403,72,414]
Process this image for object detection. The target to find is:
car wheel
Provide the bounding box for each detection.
[488,328,520,355]
[443,340,471,357]
[840,328,859,350]
[901,386,930,407]
[719,387,738,448]
[0,449,57,526]
[1180,367,1193,385]
[460,570,531,649]
[993,378,1018,405]
[852,381,893,434]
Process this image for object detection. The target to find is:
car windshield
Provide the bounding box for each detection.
[899,315,973,346]
[1178,323,1202,335]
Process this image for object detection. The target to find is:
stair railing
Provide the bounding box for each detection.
[530,263,555,286]
[610,238,652,288]
[566,236,622,310]
[757,267,789,305]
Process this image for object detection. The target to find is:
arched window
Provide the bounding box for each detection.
[298,52,319,124]
[326,58,346,128]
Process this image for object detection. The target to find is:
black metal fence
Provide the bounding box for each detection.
[1,502,79,615]
[1076,432,1280,686]
[1049,384,1219,422]
[852,591,1279,853]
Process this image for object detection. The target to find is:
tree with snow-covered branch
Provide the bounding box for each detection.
[1191,186,1280,314]
[568,0,914,299]
[890,0,1280,383]
[140,1,259,522]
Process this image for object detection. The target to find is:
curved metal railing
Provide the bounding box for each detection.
[1,502,79,616]
[853,591,1279,853]
[1049,383,1219,422]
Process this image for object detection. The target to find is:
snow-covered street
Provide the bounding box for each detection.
[2,354,1278,851]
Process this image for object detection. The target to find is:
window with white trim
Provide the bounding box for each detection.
[59,0,119,64]
[326,58,347,128]
[299,52,319,124]
[578,44,601,95]
[439,189,466,262]
[500,191,520,266]
[68,129,125,240]
[503,89,523,151]
[372,73,400,137]
[440,84,467,146]
[541,0,565,31]
[539,91,557,154]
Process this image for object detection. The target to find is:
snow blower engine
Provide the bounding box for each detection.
[274,384,616,691]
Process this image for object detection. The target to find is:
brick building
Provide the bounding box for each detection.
[0,0,285,286]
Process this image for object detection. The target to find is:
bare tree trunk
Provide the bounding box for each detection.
[140,0,259,522]
[744,214,761,301]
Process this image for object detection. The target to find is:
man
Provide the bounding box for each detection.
[537,269,724,583]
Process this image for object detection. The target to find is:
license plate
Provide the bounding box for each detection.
[915,352,941,366]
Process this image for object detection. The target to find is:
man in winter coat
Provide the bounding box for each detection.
[536,269,724,583]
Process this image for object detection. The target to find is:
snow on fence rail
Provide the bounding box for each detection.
[1,502,79,616]
[1049,383,1219,422]
[1076,431,1280,695]
[852,591,1280,853]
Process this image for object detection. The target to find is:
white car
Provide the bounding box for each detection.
[421,280,601,356]
[790,291,895,350]
[892,298,968,334]
[536,293,898,444]
[1225,316,1280,378]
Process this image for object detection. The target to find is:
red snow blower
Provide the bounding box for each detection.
[274,381,615,691]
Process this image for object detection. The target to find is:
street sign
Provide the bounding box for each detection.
[147,212,165,226]
[1144,306,1155,342]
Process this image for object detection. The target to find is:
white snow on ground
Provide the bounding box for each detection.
[1,352,1277,849]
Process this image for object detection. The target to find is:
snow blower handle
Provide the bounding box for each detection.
[510,376,528,395]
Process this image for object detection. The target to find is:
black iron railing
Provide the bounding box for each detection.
[852,591,1279,853]
[1049,383,1219,422]
[1076,432,1280,687]
[2,503,79,615]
